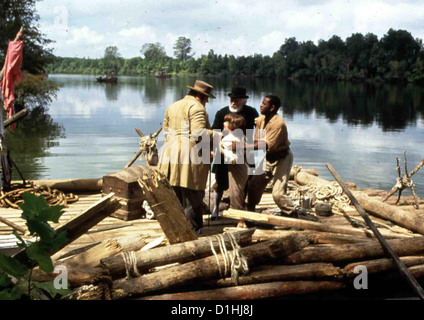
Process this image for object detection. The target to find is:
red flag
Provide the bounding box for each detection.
[1,40,23,131]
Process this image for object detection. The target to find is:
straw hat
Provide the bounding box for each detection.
[186,80,216,99]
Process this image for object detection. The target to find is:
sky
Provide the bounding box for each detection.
[35,0,424,59]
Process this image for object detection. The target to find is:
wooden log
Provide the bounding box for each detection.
[295,171,333,186]
[101,229,255,279]
[12,193,121,268]
[284,237,424,265]
[138,280,345,300]
[59,233,148,269]
[249,228,374,245]
[223,208,411,239]
[211,263,343,287]
[27,178,103,192]
[3,108,28,129]
[137,166,197,243]
[290,168,319,180]
[354,192,424,236]
[305,231,376,245]
[31,266,108,288]
[52,242,101,262]
[327,162,424,299]
[110,234,309,299]
[343,256,424,276]
[31,234,148,286]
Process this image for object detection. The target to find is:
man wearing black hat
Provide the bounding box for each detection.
[211,87,259,217]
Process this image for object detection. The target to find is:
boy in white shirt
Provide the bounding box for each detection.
[212,113,246,220]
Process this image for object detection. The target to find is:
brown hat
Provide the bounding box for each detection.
[186,80,216,99]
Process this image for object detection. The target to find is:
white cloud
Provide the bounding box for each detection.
[65,26,105,46]
[118,26,157,41]
[35,0,424,58]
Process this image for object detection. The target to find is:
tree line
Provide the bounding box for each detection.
[46,29,424,84]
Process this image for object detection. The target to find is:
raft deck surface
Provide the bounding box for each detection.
[1,189,423,257]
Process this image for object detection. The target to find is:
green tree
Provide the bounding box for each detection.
[173,36,193,61]
[380,29,421,65]
[1,0,59,117]
[0,0,54,74]
[102,46,120,75]
[140,42,167,61]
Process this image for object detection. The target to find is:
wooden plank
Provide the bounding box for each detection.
[12,193,121,268]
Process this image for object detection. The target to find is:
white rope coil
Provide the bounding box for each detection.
[209,232,249,285]
[289,181,351,212]
[121,251,141,279]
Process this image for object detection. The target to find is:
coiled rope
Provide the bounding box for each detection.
[0,183,79,209]
[209,232,249,285]
[289,181,351,212]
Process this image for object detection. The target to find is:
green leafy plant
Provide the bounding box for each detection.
[0,193,71,300]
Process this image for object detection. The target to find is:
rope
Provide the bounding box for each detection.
[121,251,141,279]
[209,232,249,285]
[288,181,351,212]
[0,183,79,208]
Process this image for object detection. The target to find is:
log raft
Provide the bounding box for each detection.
[111,234,309,299]
[2,164,424,300]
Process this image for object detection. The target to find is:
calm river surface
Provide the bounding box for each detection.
[8,74,424,196]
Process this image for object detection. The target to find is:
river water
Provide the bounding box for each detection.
[8,74,424,196]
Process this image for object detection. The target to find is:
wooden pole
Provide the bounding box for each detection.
[3,108,28,129]
[326,163,424,300]
[124,149,143,168]
[0,215,26,234]
[223,208,411,239]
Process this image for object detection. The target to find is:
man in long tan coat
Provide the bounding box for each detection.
[158,80,217,234]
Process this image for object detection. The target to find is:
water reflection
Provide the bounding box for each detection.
[104,83,120,101]
[10,74,424,196]
[6,106,65,180]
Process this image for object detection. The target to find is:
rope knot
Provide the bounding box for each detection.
[209,232,249,285]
